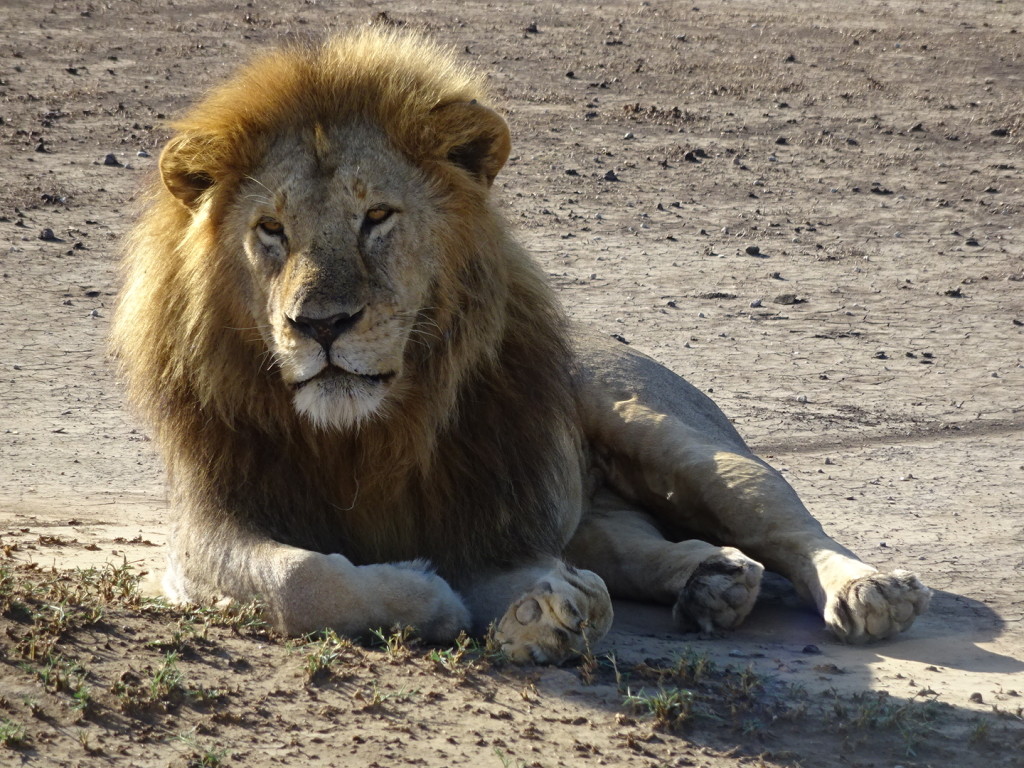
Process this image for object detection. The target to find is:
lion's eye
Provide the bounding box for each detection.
[257,218,285,237]
[363,207,394,227]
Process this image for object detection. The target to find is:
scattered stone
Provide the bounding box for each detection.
[610,333,629,345]
[990,128,1009,137]
[603,169,619,182]
[137,149,151,158]
[964,238,980,246]
[89,308,102,318]
[909,122,925,132]
[944,287,966,298]
[103,153,121,166]
[39,228,58,241]
[775,136,789,145]
[744,244,761,256]
[802,644,822,655]
[697,291,737,300]
[565,70,575,79]
[565,168,579,176]
[749,298,763,308]
[524,22,539,34]
[969,692,984,704]
[773,293,806,305]
[874,350,889,360]
[623,131,634,140]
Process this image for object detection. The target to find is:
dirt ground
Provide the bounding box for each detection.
[1,0,1022,766]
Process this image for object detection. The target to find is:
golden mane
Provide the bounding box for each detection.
[111,30,580,580]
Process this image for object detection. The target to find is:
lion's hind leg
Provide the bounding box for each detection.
[566,492,764,635]
[584,390,930,642]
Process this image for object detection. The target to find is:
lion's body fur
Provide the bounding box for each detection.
[112,29,929,655]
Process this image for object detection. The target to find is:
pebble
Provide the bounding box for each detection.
[802,644,822,655]
[103,153,121,166]
[623,132,634,140]
[137,149,151,158]
[603,169,619,181]
[749,298,763,308]
[744,244,761,256]
[39,228,57,241]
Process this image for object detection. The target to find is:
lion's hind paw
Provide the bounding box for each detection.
[673,547,764,635]
[826,569,931,644]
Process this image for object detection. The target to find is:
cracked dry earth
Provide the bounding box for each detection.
[1,0,1022,766]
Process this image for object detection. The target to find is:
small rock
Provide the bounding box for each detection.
[610,333,629,345]
[775,136,789,145]
[964,238,980,246]
[137,149,151,158]
[35,140,48,153]
[623,131,634,140]
[802,644,821,655]
[103,153,121,167]
[969,692,984,704]
[749,298,763,308]
[524,22,539,34]
[89,308,102,318]
[773,293,806,305]
[565,169,579,176]
[39,228,58,241]
[565,70,575,79]
[744,244,761,256]
[603,169,619,182]
[990,128,1009,137]
[874,351,889,360]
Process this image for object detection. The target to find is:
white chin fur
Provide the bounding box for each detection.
[292,379,386,430]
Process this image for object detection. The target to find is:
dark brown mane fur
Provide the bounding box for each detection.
[111,30,583,582]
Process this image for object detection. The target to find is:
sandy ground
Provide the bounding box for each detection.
[1,0,1022,765]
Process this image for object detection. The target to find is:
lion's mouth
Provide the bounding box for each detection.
[291,366,397,392]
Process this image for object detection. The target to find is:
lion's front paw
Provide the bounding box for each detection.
[825,569,931,643]
[673,547,764,635]
[495,568,612,665]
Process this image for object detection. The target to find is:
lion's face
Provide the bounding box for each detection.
[225,124,441,429]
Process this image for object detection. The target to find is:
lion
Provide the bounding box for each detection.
[111,29,930,664]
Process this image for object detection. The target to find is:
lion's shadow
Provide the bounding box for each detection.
[606,574,1021,676]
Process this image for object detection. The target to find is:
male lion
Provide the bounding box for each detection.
[112,30,930,663]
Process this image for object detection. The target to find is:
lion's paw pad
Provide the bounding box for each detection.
[826,569,930,643]
[495,570,612,665]
[673,548,764,635]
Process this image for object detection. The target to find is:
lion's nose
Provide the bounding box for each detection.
[287,308,365,350]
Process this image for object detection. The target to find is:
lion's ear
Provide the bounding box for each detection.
[159,134,217,209]
[429,101,511,186]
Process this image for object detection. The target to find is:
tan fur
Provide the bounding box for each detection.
[112,30,928,662]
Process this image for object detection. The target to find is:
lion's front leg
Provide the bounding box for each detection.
[164,511,470,642]
[462,558,613,664]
